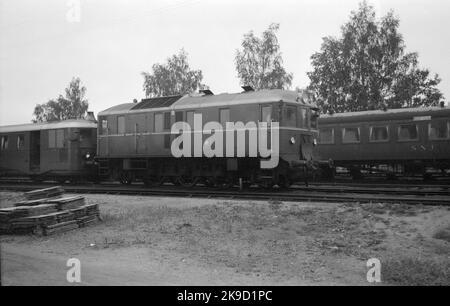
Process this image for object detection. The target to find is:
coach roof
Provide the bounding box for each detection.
[98,89,315,116]
[318,106,450,124]
[0,119,97,134]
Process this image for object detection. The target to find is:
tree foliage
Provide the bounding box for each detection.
[142,49,205,97]
[235,23,293,90]
[307,1,444,113]
[33,77,89,122]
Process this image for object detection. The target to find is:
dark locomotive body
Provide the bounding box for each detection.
[96,89,319,187]
[0,119,97,182]
[315,107,450,178]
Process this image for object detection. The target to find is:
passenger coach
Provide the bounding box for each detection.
[315,106,450,179]
[96,88,319,188]
[0,117,97,182]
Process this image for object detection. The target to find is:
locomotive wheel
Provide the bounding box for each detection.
[258,180,274,189]
[277,176,291,189]
[170,177,181,186]
[143,176,158,187]
[216,177,234,189]
[119,172,133,185]
[204,177,217,187]
[177,175,199,187]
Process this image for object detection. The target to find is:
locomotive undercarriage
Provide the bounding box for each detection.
[98,157,308,189]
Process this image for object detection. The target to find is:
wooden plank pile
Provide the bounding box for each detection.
[47,196,86,210]
[24,186,65,200]
[0,186,101,235]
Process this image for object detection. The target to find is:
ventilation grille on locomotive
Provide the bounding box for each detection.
[131,95,183,110]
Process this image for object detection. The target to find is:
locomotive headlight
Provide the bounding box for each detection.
[85,152,91,160]
[290,137,296,144]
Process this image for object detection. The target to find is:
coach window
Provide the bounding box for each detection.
[429,121,449,140]
[398,124,418,141]
[164,112,171,130]
[17,134,25,150]
[154,113,164,132]
[284,106,297,127]
[319,128,334,144]
[1,136,8,150]
[56,129,65,148]
[261,106,272,123]
[219,109,230,126]
[370,126,389,142]
[117,116,126,135]
[342,127,360,143]
[100,119,108,135]
[48,130,56,148]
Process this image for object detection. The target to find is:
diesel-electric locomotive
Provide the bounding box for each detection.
[96,88,319,188]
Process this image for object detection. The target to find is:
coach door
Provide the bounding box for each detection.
[30,131,40,172]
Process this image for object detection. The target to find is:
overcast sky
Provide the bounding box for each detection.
[1,0,449,125]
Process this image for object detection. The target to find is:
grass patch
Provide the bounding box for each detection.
[433,227,450,243]
[383,257,450,286]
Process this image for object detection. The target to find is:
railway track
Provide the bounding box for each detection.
[1,181,449,206]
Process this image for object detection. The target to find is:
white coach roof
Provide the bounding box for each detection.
[0,119,97,134]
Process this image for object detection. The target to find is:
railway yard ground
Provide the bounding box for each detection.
[1,191,450,286]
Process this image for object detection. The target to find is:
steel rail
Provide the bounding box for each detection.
[0,183,449,206]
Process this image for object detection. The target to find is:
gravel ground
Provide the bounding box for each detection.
[1,191,449,285]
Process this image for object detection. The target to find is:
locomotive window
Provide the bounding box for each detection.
[319,128,334,144]
[220,109,230,126]
[342,127,360,143]
[164,112,171,130]
[48,130,56,148]
[284,106,297,127]
[1,136,8,150]
[186,111,195,128]
[370,126,389,142]
[261,106,272,123]
[398,124,418,141]
[154,113,164,132]
[298,108,309,128]
[117,116,125,134]
[17,134,25,150]
[175,111,183,123]
[429,121,449,140]
[311,110,319,129]
[56,129,65,148]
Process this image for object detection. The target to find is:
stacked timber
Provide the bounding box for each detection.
[24,186,64,201]
[44,220,79,235]
[15,198,52,207]
[47,196,85,211]
[0,186,101,236]
[17,204,58,216]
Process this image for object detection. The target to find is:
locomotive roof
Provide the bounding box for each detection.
[0,119,97,133]
[318,106,450,124]
[98,89,315,116]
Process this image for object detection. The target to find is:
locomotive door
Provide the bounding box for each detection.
[300,135,313,161]
[29,131,41,172]
[134,120,146,155]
